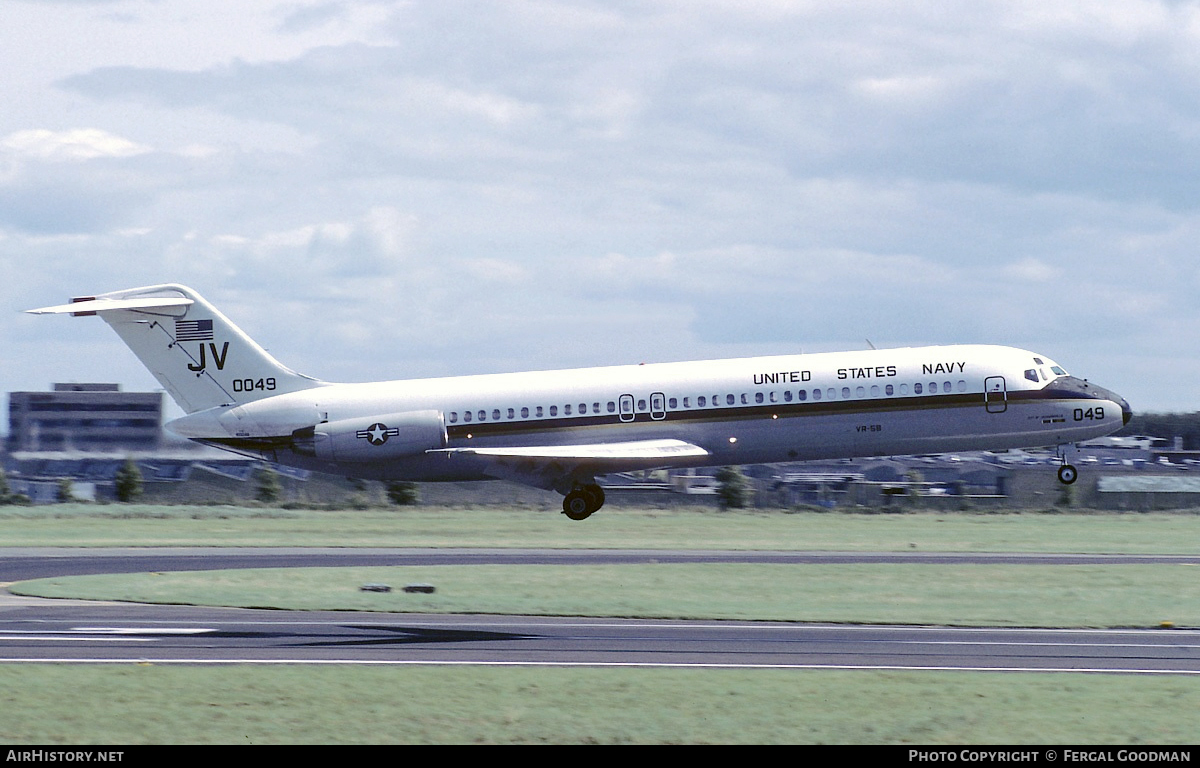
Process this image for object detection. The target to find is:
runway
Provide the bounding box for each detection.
[1,548,1198,673]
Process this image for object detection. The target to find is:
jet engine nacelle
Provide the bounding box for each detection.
[292,410,446,462]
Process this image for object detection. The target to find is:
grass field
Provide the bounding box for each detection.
[4,502,1200,552]
[15,562,1200,627]
[2,665,1197,745]
[3,503,1199,744]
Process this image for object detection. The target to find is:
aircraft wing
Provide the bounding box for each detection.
[434,438,709,492]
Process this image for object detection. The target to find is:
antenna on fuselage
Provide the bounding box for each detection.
[866,339,877,350]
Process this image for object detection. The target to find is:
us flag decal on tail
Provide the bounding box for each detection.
[175,319,214,341]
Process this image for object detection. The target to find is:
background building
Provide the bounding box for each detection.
[7,383,163,452]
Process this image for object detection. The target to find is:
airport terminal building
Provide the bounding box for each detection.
[7,383,164,452]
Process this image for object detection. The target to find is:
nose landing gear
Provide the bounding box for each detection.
[1056,443,1079,485]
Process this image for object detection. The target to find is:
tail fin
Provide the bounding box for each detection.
[27,283,323,413]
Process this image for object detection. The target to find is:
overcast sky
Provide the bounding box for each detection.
[3,0,1198,422]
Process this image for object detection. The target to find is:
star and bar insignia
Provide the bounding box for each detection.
[356,422,400,446]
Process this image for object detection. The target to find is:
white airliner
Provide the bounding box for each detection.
[28,284,1131,519]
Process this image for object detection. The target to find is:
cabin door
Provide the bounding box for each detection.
[984,376,1007,414]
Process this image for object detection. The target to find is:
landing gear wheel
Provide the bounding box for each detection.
[1057,464,1078,485]
[562,490,594,521]
[583,484,605,511]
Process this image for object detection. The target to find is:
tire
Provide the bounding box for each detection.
[562,490,593,520]
[1057,464,1078,485]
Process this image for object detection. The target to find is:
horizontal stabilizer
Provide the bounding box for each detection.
[26,296,194,315]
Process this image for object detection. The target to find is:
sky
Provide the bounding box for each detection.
[2,0,1199,424]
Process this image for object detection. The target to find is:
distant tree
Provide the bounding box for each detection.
[1118,412,1200,450]
[0,467,11,503]
[255,466,282,504]
[56,478,76,503]
[715,466,750,509]
[904,469,924,507]
[114,458,143,502]
[386,481,420,506]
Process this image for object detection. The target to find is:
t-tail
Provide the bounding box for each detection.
[26,283,323,414]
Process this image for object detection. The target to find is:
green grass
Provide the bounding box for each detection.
[0,665,1197,744]
[14,563,1200,627]
[4,503,1200,552]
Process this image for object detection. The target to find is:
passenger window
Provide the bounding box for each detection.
[870,385,879,397]
[958,380,966,392]
[783,391,793,402]
[507,408,515,419]
[521,407,529,418]
[668,397,677,409]
[812,389,822,401]
[593,402,600,413]
[536,406,544,417]
[914,383,923,394]
[564,404,572,415]
[799,389,808,401]
[857,386,866,398]
[464,411,472,423]
[827,388,836,400]
[943,381,951,393]
[492,409,501,420]
[755,392,764,404]
[698,396,706,407]
[683,397,690,408]
[845,387,854,399]
[549,406,558,416]
[741,393,749,405]
[638,399,647,411]
[607,402,615,413]
[885,384,894,396]
[726,394,735,406]
[900,384,909,395]
[929,382,938,394]
[449,412,458,423]
[478,410,487,421]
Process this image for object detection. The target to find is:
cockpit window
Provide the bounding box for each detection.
[1051,366,1066,376]
[1033,357,1044,365]
[1024,369,1039,383]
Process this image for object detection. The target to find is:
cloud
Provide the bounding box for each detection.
[1,128,150,161]
[6,1,1200,411]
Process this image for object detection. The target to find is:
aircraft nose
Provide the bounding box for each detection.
[1093,383,1132,426]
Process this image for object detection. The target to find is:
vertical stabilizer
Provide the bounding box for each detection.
[27,284,324,413]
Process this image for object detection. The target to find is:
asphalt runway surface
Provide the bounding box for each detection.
[1,548,1198,673]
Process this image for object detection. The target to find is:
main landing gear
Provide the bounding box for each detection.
[562,483,605,521]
